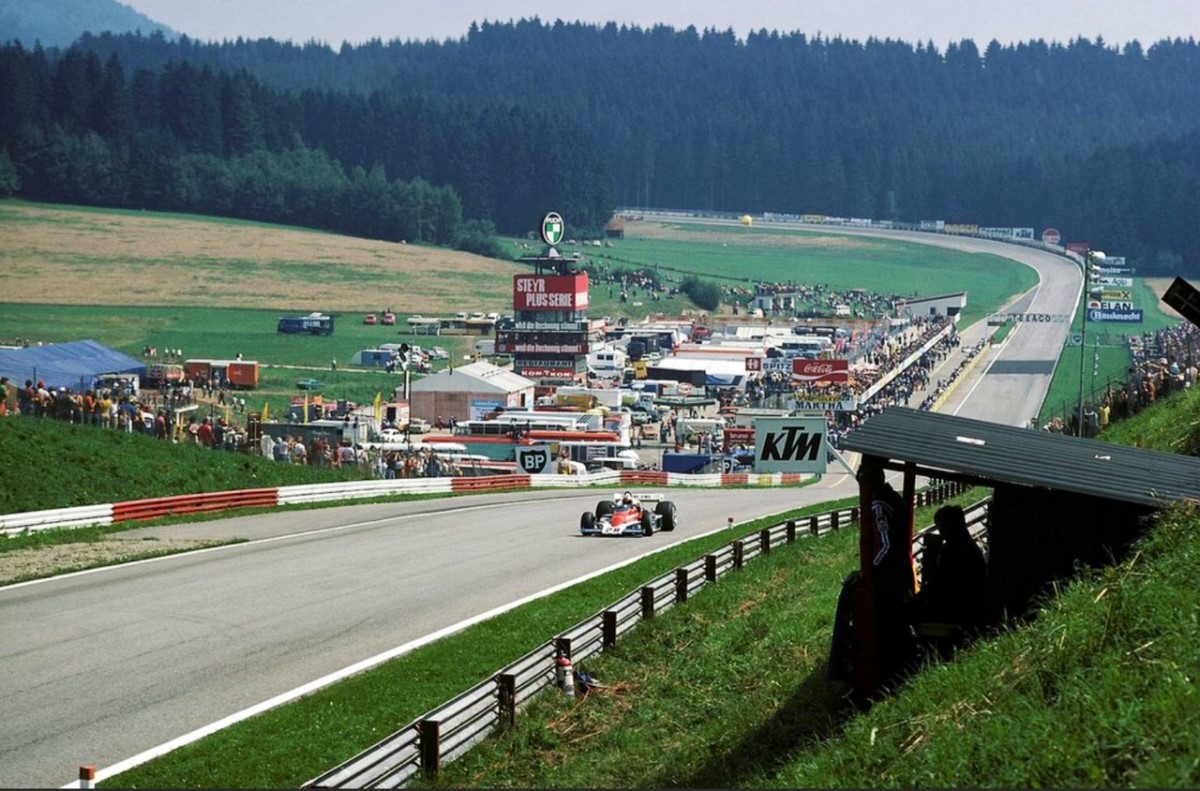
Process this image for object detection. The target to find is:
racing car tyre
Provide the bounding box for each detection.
[641,511,654,536]
[581,511,596,531]
[596,500,615,518]
[656,500,677,531]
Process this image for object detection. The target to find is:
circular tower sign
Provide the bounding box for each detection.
[541,212,565,246]
[1042,227,1061,246]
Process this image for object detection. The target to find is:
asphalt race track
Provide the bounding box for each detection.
[0,228,1083,788]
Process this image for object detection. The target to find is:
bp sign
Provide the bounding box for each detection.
[541,212,565,246]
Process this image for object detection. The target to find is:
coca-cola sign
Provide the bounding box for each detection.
[791,359,849,383]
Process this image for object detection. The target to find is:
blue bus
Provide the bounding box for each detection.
[277,312,335,336]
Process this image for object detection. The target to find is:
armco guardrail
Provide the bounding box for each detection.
[277,478,452,505]
[0,504,114,536]
[450,475,532,493]
[0,469,818,536]
[111,488,279,522]
[305,499,875,790]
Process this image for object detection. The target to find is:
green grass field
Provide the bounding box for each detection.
[1037,279,1177,424]
[540,223,1040,328]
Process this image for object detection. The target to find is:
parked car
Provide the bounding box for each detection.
[296,378,325,390]
[580,491,677,537]
[363,313,378,325]
[402,417,431,434]
[428,346,450,360]
[381,312,396,325]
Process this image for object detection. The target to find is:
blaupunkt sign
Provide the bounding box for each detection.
[753,417,828,473]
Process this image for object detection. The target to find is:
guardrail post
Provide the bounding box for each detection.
[675,567,689,604]
[917,491,926,507]
[850,507,859,523]
[641,586,656,619]
[704,554,717,582]
[760,527,771,556]
[809,515,819,536]
[556,636,574,660]
[830,510,840,531]
[732,540,744,570]
[786,519,796,544]
[602,610,618,649]
[498,674,517,728]
[419,719,441,776]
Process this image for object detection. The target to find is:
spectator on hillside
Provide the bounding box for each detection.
[197,416,214,448]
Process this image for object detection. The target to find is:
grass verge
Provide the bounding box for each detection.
[420,493,1200,788]
[105,493,888,788]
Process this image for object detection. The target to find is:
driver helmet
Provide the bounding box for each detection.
[622,492,634,505]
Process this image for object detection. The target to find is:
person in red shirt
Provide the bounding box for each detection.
[196,417,214,447]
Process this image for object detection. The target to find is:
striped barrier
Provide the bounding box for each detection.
[1,469,814,535]
[619,470,670,486]
[450,475,532,493]
[111,488,279,523]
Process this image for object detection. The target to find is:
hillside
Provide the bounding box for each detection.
[0,201,521,314]
[0,0,173,49]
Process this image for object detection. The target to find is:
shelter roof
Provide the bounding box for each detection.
[409,361,533,395]
[0,340,146,390]
[840,407,1200,507]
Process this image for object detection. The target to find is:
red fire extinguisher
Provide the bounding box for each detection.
[555,654,575,697]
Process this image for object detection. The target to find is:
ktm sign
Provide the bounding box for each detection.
[752,417,828,473]
[791,359,849,383]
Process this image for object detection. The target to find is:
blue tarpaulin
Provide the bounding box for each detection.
[0,340,147,391]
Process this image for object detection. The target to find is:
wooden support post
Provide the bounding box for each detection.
[602,610,618,649]
[786,519,796,544]
[705,554,718,582]
[675,567,689,604]
[498,674,517,728]
[419,719,441,776]
[641,585,656,619]
[733,540,744,570]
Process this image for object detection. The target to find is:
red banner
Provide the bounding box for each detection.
[513,273,589,311]
[791,359,849,383]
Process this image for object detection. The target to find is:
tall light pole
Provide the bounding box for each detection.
[1077,249,1106,437]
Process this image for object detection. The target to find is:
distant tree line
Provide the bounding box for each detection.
[5,22,1200,272]
[0,42,615,250]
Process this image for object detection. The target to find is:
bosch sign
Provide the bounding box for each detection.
[791,359,849,383]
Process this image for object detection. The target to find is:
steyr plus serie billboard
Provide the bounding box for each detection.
[513,273,590,311]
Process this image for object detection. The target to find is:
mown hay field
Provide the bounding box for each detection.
[0,201,525,314]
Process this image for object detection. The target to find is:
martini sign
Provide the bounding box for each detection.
[541,212,565,247]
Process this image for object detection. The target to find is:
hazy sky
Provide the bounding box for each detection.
[119,0,1199,49]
